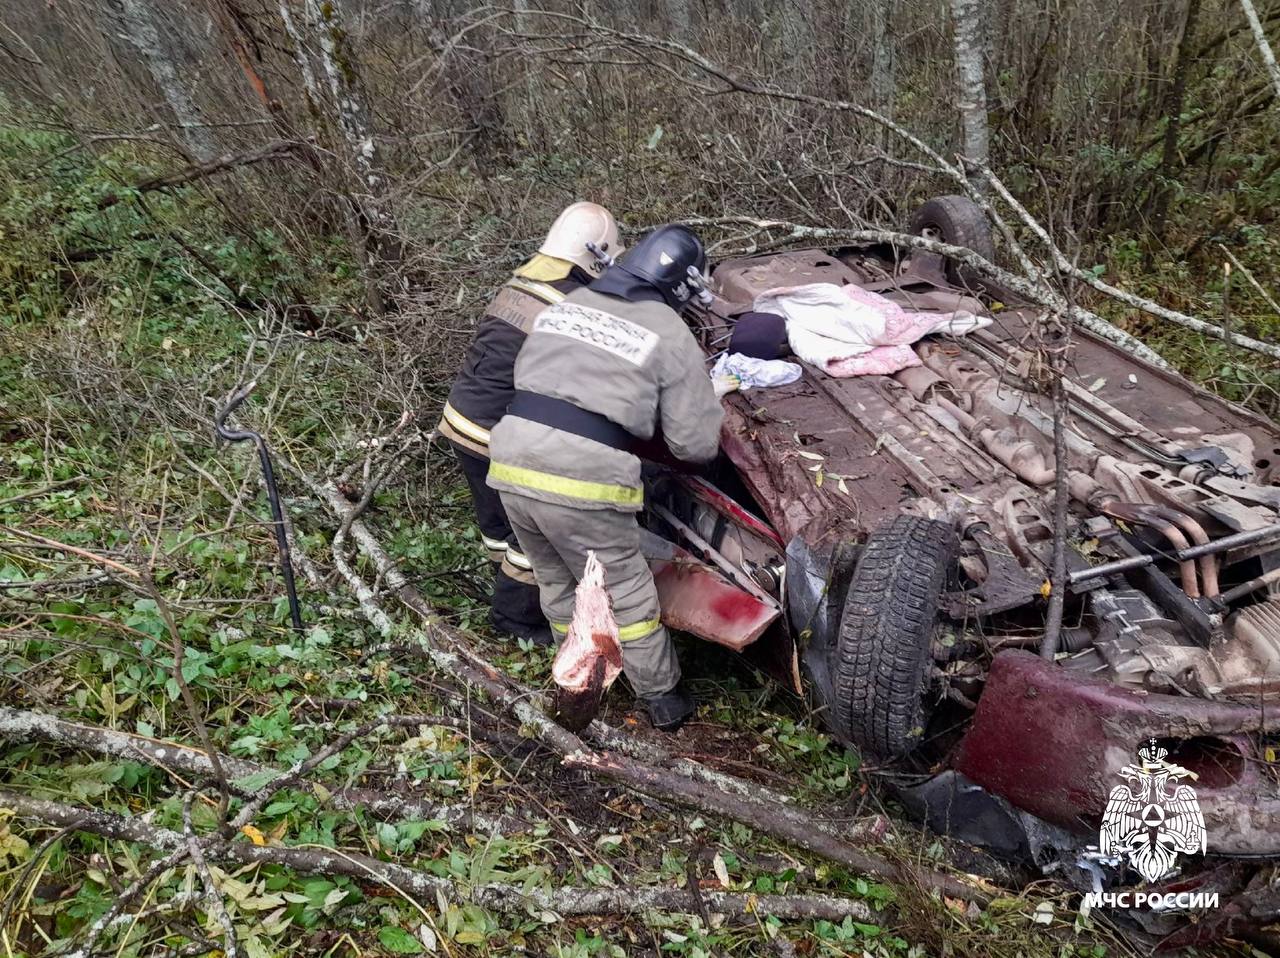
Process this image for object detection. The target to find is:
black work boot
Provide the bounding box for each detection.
[643,683,696,732]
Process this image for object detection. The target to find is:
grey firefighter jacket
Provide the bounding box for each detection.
[486,288,724,511]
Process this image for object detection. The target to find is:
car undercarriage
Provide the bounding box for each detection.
[634,198,1280,943]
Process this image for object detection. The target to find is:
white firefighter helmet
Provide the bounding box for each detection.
[538,202,623,277]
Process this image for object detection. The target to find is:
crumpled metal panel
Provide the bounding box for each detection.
[956,650,1280,855]
[640,531,780,651]
[649,557,779,651]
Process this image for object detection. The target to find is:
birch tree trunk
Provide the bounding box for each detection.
[948,0,990,188]
[113,0,217,161]
[1239,0,1280,101]
[870,0,898,134]
[300,0,404,308]
[279,0,321,110]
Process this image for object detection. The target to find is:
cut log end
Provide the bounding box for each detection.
[555,656,607,732]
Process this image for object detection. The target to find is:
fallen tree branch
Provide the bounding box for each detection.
[559,749,966,898]
[183,793,238,958]
[0,477,82,509]
[977,165,1280,360]
[141,563,233,823]
[293,468,991,904]
[680,216,1169,367]
[0,706,517,833]
[73,847,189,958]
[0,527,140,579]
[0,789,878,923]
[95,139,310,210]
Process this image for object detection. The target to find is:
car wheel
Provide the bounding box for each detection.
[830,515,957,757]
[907,195,995,287]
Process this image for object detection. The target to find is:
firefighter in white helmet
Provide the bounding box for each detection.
[438,203,623,645]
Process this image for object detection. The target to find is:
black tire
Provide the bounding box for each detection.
[907,195,995,286]
[830,515,957,757]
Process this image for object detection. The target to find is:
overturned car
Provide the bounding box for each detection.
[638,197,1280,943]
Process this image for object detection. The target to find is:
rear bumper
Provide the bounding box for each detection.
[955,650,1280,856]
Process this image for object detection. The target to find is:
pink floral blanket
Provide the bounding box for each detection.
[755,283,991,376]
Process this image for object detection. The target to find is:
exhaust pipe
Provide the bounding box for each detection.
[1094,499,1200,599]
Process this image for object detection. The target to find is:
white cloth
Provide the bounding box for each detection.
[711,351,803,390]
[755,283,991,377]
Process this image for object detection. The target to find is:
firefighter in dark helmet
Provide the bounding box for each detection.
[486,225,728,731]
[438,203,623,645]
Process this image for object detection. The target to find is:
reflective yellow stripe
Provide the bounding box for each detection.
[618,618,661,642]
[505,548,533,570]
[550,618,660,640]
[442,403,491,445]
[481,535,507,552]
[507,276,567,305]
[487,462,642,507]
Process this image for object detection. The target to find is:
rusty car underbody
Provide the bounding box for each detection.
[635,215,1280,944]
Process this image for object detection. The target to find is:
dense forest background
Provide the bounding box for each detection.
[3,0,1280,400]
[1,1,1279,956]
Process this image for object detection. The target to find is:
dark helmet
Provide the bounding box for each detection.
[614,225,707,310]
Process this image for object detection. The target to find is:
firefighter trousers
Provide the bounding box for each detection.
[451,444,546,637]
[499,491,681,698]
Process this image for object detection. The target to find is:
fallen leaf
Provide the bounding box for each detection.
[239,893,286,911]
[322,886,348,913]
[712,851,730,888]
[797,450,825,461]
[240,824,267,847]
[417,924,438,952]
